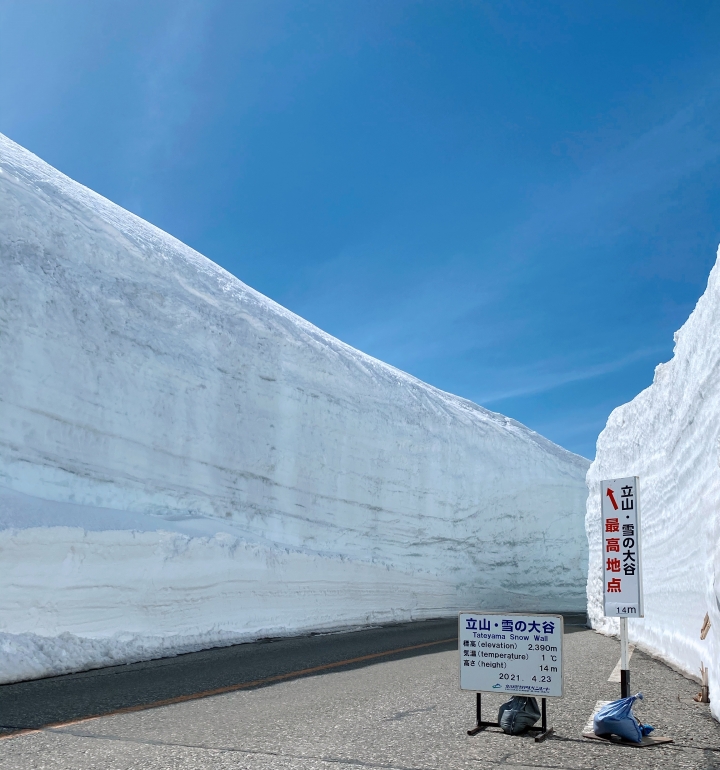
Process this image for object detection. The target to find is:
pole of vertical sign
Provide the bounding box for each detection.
[620,617,629,698]
[600,477,643,699]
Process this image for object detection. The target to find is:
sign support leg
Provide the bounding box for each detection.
[620,617,630,698]
[533,697,554,742]
[467,692,500,735]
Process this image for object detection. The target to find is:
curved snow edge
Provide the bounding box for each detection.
[586,245,720,721]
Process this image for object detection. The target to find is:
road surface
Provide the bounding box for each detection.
[1,614,718,769]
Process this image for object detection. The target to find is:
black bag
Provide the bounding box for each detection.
[497,696,541,735]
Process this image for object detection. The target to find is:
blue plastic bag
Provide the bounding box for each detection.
[593,693,654,743]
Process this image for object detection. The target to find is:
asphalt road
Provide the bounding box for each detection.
[1,614,719,769]
[0,617,461,735]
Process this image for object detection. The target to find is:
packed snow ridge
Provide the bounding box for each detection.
[587,246,720,720]
[0,133,589,683]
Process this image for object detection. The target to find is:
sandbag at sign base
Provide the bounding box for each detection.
[581,693,671,747]
[593,692,654,743]
[497,696,541,735]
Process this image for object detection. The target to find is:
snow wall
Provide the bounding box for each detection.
[0,133,589,683]
[587,246,720,720]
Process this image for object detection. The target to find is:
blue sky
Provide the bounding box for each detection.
[2,1,720,459]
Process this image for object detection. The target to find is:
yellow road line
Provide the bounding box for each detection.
[0,636,456,740]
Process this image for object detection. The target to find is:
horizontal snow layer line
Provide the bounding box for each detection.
[0,525,454,684]
[0,484,416,565]
[0,523,586,684]
[0,130,589,577]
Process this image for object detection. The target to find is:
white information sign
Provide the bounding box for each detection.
[601,476,644,618]
[458,612,564,698]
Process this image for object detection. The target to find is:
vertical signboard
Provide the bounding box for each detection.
[459,612,564,697]
[601,477,643,617]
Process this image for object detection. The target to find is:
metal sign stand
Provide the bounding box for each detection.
[466,693,499,735]
[459,612,562,744]
[467,693,553,742]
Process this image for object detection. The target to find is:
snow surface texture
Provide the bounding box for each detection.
[587,247,720,721]
[0,133,589,683]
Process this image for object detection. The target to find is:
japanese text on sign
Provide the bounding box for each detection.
[458,612,564,698]
[601,476,644,617]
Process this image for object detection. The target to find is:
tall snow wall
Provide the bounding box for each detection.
[0,133,589,683]
[587,247,720,720]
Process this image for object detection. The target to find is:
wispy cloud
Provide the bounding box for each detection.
[295,98,701,447]
[489,93,720,289]
[125,1,214,195]
[297,86,720,386]
[475,345,668,405]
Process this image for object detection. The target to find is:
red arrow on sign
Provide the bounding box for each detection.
[606,487,618,510]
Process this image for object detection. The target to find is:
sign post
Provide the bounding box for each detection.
[459,612,563,742]
[600,476,643,698]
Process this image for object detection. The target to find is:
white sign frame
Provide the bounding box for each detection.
[601,476,644,618]
[458,612,564,698]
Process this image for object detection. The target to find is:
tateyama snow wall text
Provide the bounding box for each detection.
[0,133,589,682]
[587,246,720,721]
